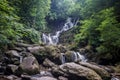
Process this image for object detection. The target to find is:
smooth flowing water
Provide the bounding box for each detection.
[60,53,66,64]
[42,18,76,45]
[71,52,87,62]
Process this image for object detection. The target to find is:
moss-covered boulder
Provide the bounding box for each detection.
[20,56,39,75]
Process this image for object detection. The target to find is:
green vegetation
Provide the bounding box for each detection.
[74,0,120,63]
[0,0,120,63]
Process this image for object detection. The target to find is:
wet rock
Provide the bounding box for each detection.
[6,75,19,80]
[13,47,24,52]
[15,43,32,48]
[20,56,39,75]
[0,65,5,75]
[57,45,68,53]
[58,76,68,80]
[27,46,45,53]
[5,64,18,75]
[0,76,10,80]
[21,74,31,80]
[78,62,110,79]
[65,51,74,62]
[6,50,20,58]
[44,45,60,58]
[52,62,102,80]
[43,58,57,68]
[0,75,19,80]
[31,76,57,80]
[39,71,53,77]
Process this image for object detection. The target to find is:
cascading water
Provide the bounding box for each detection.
[42,17,75,45]
[72,52,87,62]
[42,17,87,63]
[111,77,119,80]
[60,53,66,64]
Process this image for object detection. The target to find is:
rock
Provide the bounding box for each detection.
[20,56,39,75]
[44,45,60,58]
[27,46,45,53]
[43,58,57,68]
[52,62,102,80]
[5,50,22,65]
[5,64,18,75]
[6,75,19,80]
[57,45,68,53]
[65,51,74,62]
[58,76,68,80]
[21,74,31,80]
[39,71,53,77]
[78,62,110,79]
[0,75,19,80]
[0,76,10,80]
[6,50,20,58]
[0,65,5,75]
[15,43,32,48]
[13,47,24,52]
[31,76,57,80]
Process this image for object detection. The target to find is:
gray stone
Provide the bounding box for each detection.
[78,62,110,79]
[20,56,39,75]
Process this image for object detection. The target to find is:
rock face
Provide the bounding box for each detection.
[20,56,39,75]
[78,62,110,79]
[52,62,102,80]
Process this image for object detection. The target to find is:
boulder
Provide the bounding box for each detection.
[43,58,57,68]
[0,75,19,80]
[44,45,60,58]
[52,62,102,80]
[20,56,39,75]
[57,45,68,53]
[5,64,18,75]
[31,76,57,80]
[13,47,24,52]
[15,43,32,48]
[78,62,110,79]
[58,76,68,80]
[27,46,45,53]
[6,50,20,58]
[5,50,21,64]
[39,71,53,77]
[65,51,74,62]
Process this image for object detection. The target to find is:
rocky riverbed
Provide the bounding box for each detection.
[0,43,120,80]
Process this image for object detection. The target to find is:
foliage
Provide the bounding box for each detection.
[74,0,120,63]
[49,0,80,20]
[20,28,41,44]
[0,0,23,50]
[17,0,51,30]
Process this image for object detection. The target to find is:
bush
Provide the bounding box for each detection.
[20,28,41,44]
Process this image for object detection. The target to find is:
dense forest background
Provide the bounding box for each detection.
[0,0,120,64]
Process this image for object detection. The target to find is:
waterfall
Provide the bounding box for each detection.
[111,77,119,80]
[72,52,87,62]
[42,17,76,45]
[60,53,66,64]
[20,56,23,63]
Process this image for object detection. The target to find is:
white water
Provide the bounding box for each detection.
[60,53,66,64]
[42,17,76,45]
[72,52,87,62]
[111,77,120,80]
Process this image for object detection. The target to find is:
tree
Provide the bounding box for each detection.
[17,0,51,30]
[0,0,23,50]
